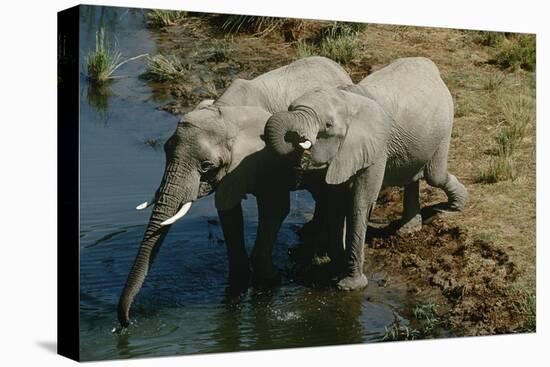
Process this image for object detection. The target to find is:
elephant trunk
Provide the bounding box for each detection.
[117,160,199,327]
[264,110,319,157]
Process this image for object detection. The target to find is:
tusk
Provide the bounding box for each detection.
[136,198,155,211]
[160,202,193,226]
[299,140,312,150]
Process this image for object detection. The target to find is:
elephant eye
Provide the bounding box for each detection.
[199,160,215,173]
[326,120,334,129]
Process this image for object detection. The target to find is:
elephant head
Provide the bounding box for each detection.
[117,102,270,327]
[264,88,390,185]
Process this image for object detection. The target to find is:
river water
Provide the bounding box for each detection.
[78,5,429,361]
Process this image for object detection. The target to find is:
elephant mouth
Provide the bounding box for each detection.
[296,149,328,171]
[198,181,216,198]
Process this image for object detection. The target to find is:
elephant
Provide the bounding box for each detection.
[117,56,353,327]
[263,57,468,291]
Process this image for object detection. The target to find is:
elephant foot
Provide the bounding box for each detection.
[336,273,368,291]
[251,259,281,287]
[227,267,251,295]
[396,214,422,235]
[442,175,468,212]
[431,200,465,214]
[252,269,281,288]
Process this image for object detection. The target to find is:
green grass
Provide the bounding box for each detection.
[493,34,536,71]
[147,9,187,27]
[85,28,147,84]
[218,15,285,36]
[516,290,536,332]
[296,39,316,58]
[203,40,233,62]
[85,28,123,83]
[477,148,518,183]
[295,35,362,63]
[295,21,364,63]
[412,303,439,334]
[473,31,506,47]
[476,84,534,183]
[142,54,188,82]
[319,34,362,63]
[481,72,506,92]
[382,321,421,341]
[320,21,367,39]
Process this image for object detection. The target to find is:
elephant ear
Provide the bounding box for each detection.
[214,106,271,211]
[325,95,390,185]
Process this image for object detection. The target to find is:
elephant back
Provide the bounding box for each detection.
[216,56,353,113]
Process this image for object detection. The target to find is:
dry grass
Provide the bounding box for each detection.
[142,54,189,82]
[147,9,187,27]
[294,21,366,64]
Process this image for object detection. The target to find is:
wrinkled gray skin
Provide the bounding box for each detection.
[264,57,468,291]
[117,57,352,327]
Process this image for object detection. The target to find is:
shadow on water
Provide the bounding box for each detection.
[77,5,448,361]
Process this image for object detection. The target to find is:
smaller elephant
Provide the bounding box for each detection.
[264,57,468,290]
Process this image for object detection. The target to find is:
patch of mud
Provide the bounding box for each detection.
[366,217,527,336]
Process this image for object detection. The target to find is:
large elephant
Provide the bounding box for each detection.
[117,56,352,327]
[264,57,468,291]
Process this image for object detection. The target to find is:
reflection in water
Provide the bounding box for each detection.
[86,82,112,116]
[77,5,442,361]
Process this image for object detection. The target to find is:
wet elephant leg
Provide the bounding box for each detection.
[251,190,290,285]
[323,185,346,273]
[397,180,422,234]
[337,161,385,291]
[218,204,250,291]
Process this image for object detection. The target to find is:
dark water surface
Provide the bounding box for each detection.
[78,6,429,361]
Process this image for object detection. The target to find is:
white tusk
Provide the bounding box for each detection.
[136,198,155,211]
[160,202,193,226]
[299,140,312,150]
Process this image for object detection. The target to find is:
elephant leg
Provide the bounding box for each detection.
[397,180,422,234]
[337,160,385,291]
[424,139,468,212]
[218,204,250,291]
[292,192,326,264]
[251,190,290,285]
[324,186,346,271]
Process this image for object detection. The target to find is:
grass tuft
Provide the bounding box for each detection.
[203,41,233,62]
[142,54,188,82]
[382,321,421,341]
[477,154,517,184]
[516,290,536,332]
[476,86,534,183]
[217,15,306,38]
[294,21,365,63]
[86,28,123,83]
[85,28,147,84]
[295,39,317,58]
[147,9,187,27]
[473,31,506,47]
[481,72,506,92]
[319,34,362,63]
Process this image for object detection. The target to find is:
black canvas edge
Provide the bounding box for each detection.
[57,4,81,362]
